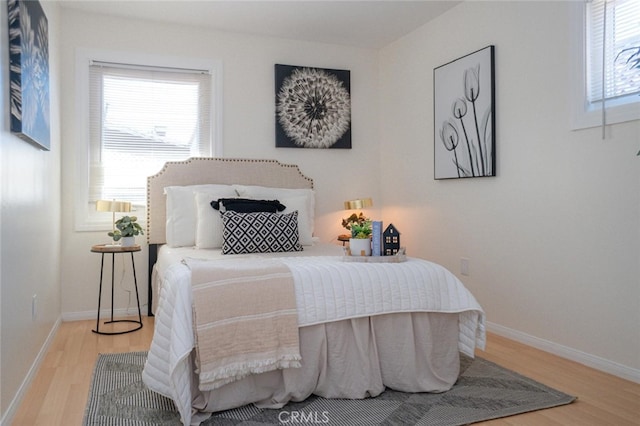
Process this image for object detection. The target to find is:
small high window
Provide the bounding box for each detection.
[573,0,640,129]
[586,0,640,106]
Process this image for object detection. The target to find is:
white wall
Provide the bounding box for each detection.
[379,1,640,376]
[59,9,381,316]
[0,1,62,421]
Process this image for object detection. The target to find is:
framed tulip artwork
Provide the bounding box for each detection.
[434,46,495,179]
[275,64,351,149]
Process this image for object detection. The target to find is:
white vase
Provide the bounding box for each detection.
[121,236,136,247]
[349,238,371,256]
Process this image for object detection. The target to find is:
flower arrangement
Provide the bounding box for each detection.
[615,46,640,156]
[341,212,372,239]
[108,215,144,241]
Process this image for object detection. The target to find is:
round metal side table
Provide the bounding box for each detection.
[90,244,143,335]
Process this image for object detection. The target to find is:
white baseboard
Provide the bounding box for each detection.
[487,321,640,384]
[0,316,62,426]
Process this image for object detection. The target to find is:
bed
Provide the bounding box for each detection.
[141,157,486,426]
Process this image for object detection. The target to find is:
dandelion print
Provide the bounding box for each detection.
[275,65,351,149]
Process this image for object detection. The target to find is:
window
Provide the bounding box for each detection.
[572,0,640,129]
[89,63,211,205]
[587,0,640,104]
[75,50,222,231]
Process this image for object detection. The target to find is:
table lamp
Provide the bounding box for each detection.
[340,198,373,243]
[344,197,373,210]
[96,199,132,245]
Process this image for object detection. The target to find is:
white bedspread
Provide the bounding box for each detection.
[142,249,485,425]
[280,256,485,356]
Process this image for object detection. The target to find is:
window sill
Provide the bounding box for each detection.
[571,98,640,131]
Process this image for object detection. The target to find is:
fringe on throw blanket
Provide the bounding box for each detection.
[184,257,302,391]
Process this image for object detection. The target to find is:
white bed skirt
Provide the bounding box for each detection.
[189,311,460,424]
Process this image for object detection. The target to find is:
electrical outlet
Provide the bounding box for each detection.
[32,294,37,320]
[460,258,469,276]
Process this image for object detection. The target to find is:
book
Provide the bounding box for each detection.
[371,221,383,256]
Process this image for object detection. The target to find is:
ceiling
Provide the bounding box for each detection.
[59,1,461,49]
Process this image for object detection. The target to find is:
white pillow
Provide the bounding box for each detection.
[233,185,315,245]
[194,191,238,249]
[280,195,313,245]
[165,184,236,247]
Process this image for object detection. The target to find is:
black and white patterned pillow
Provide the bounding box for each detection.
[222,210,303,254]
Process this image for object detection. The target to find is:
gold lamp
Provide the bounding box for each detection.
[339,198,373,243]
[344,197,373,210]
[96,199,132,245]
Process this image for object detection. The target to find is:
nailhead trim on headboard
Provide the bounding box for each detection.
[146,157,314,245]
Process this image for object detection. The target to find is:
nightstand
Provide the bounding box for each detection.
[338,234,351,246]
[91,244,143,335]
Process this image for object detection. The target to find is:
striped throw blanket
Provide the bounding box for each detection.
[184,258,302,391]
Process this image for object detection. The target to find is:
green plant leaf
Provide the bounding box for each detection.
[109,215,144,238]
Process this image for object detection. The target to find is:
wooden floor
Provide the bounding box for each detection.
[10,318,640,425]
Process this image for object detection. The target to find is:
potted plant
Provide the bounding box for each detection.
[108,215,144,247]
[342,212,372,256]
[615,46,640,156]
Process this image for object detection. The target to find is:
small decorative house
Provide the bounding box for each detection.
[383,223,401,255]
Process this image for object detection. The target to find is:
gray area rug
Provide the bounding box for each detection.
[83,351,575,425]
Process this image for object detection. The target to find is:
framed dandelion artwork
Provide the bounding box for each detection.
[434,46,495,179]
[7,0,50,151]
[275,64,351,149]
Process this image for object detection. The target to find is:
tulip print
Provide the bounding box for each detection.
[434,46,495,179]
[440,120,459,151]
[452,98,467,118]
[440,120,461,178]
[452,98,476,177]
[464,64,486,175]
[464,65,480,102]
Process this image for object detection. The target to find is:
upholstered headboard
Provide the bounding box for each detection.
[146,157,314,245]
[145,157,313,315]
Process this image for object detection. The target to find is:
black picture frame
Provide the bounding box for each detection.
[275,64,351,149]
[434,46,495,179]
[7,0,50,151]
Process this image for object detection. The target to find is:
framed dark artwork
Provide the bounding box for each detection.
[434,46,495,179]
[8,0,50,151]
[275,64,351,149]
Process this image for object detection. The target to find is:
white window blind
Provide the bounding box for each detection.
[89,63,212,206]
[586,0,640,104]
